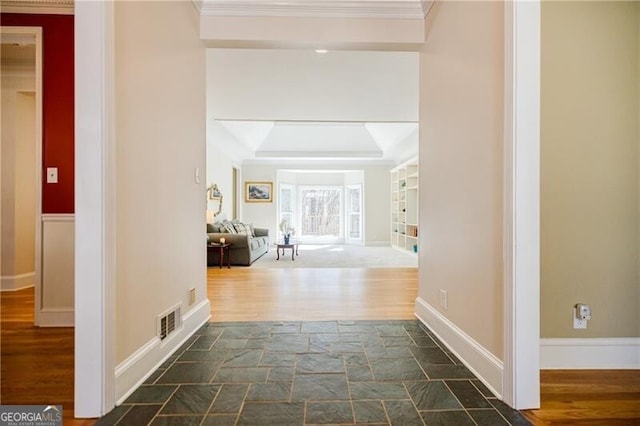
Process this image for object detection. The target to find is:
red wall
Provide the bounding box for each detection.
[1,13,74,213]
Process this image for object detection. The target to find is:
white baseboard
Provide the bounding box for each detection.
[415,297,503,398]
[115,299,211,404]
[540,338,640,369]
[1,272,35,291]
[37,308,74,327]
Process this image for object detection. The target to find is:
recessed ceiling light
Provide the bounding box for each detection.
[315,49,328,54]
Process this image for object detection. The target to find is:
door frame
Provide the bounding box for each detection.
[0,26,43,321]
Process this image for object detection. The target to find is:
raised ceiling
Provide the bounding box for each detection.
[207,48,419,164]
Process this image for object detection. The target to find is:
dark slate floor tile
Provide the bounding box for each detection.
[157,362,220,384]
[213,367,269,383]
[310,333,341,344]
[144,369,165,385]
[366,346,413,359]
[445,380,492,408]
[302,321,338,333]
[271,322,301,334]
[94,405,130,425]
[292,374,349,401]
[223,349,263,367]
[420,410,475,426]
[160,355,178,369]
[383,400,423,425]
[472,379,496,398]
[349,381,409,400]
[376,325,409,337]
[329,342,365,353]
[237,402,304,426]
[353,400,388,423]
[196,323,223,336]
[338,322,378,333]
[117,404,161,426]
[405,381,462,411]
[244,338,267,349]
[124,384,177,404]
[308,342,331,353]
[266,335,309,353]
[305,401,354,424]
[347,365,374,381]
[489,399,533,426]
[296,353,345,374]
[202,414,238,425]
[383,336,414,347]
[422,364,475,380]
[202,414,237,425]
[344,353,369,365]
[191,335,219,350]
[178,350,226,362]
[223,326,270,339]
[370,358,427,381]
[468,408,510,425]
[149,415,203,426]
[209,384,248,414]
[268,366,295,382]
[212,339,248,350]
[260,352,297,367]
[246,382,291,401]
[411,336,439,348]
[160,384,220,415]
[175,336,198,353]
[410,347,455,366]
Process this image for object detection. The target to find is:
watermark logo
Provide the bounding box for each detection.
[0,405,62,426]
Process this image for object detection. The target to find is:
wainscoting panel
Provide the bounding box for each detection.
[40,214,74,326]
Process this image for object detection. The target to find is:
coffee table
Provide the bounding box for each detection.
[276,241,299,260]
[207,242,231,268]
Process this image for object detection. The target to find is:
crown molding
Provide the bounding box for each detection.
[0,0,74,15]
[200,0,433,19]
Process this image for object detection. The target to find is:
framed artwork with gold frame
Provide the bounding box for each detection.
[245,181,273,203]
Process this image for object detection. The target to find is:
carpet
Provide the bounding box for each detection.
[251,244,418,269]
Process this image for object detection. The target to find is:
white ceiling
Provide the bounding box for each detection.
[207,48,419,165]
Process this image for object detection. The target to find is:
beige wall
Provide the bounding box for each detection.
[419,1,504,357]
[541,1,640,338]
[114,1,207,363]
[1,70,36,286]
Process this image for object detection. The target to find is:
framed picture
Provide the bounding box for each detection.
[245,181,273,203]
[207,183,222,200]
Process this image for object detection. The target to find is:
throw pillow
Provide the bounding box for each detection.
[222,220,237,234]
[233,222,251,235]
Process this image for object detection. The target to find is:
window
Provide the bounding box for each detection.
[346,184,362,242]
[299,186,342,240]
[278,183,294,240]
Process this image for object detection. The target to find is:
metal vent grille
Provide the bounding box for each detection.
[158,305,181,341]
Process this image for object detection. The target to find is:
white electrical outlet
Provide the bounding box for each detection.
[573,307,587,329]
[189,288,196,306]
[439,289,448,310]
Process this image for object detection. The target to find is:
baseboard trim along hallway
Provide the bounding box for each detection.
[540,338,640,369]
[414,297,503,399]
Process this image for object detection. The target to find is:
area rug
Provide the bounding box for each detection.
[251,244,418,269]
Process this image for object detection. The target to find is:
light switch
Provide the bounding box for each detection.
[47,167,58,183]
[194,167,201,184]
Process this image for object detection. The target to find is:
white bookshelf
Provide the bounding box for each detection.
[390,158,418,254]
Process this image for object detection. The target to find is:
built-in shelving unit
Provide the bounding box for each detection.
[390,157,418,254]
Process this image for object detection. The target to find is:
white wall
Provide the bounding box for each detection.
[1,70,36,291]
[206,142,236,220]
[241,163,389,245]
[417,0,504,380]
[113,0,209,398]
[207,49,418,122]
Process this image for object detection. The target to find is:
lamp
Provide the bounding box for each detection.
[206,210,215,224]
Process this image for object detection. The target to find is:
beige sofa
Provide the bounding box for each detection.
[207,220,269,266]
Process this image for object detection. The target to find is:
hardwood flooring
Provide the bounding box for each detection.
[207,267,418,322]
[522,370,640,425]
[2,267,639,425]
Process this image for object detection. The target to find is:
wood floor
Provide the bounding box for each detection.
[2,267,639,425]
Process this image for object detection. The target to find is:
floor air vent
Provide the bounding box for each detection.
[157,305,181,341]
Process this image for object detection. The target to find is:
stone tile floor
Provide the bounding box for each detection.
[96,320,531,425]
